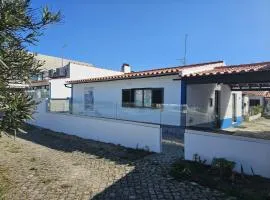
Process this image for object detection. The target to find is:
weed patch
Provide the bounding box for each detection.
[170,159,270,200]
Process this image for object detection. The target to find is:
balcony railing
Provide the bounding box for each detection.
[27,89,49,100]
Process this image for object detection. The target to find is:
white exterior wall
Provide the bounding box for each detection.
[69,63,122,79]
[220,84,242,122]
[186,83,216,126]
[50,78,71,99]
[72,75,182,126]
[49,63,122,99]
[28,101,161,153]
[187,83,242,129]
[266,99,270,113]
[242,95,249,116]
[185,130,270,178]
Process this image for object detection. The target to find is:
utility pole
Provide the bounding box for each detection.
[61,44,67,67]
[177,34,188,66]
[183,34,188,66]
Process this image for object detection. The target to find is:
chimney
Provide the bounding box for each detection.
[121,63,131,73]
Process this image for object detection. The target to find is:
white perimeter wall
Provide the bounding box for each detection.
[72,75,182,126]
[28,101,161,153]
[187,83,242,128]
[185,130,270,178]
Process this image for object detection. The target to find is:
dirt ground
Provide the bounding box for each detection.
[0,125,150,200]
[225,117,270,140]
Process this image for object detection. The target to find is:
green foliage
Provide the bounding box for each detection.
[0,183,5,200]
[170,159,206,179]
[250,105,263,116]
[0,0,61,135]
[0,91,36,134]
[0,186,3,200]
[170,154,208,179]
[211,158,235,178]
[0,167,9,200]
[193,153,207,164]
[170,159,270,200]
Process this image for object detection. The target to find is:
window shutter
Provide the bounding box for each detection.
[130,89,135,103]
[122,90,130,102]
[152,88,164,105]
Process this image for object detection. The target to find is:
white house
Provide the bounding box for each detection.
[242,91,270,116]
[49,62,123,99]
[181,61,270,128]
[67,61,243,129]
[186,83,242,129]
[28,54,122,99]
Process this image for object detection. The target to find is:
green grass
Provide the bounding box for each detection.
[0,167,10,200]
[170,160,270,200]
[0,185,7,200]
[0,187,4,200]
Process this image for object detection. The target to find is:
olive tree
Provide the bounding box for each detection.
[0,0,61,136]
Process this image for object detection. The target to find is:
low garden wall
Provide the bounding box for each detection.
[28,101,162,153]
[185,129,270,178]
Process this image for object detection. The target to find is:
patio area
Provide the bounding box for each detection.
[225,117,270,140]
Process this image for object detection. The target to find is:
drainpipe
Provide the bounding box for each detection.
[64,83,73,114]
[180,80,187,129]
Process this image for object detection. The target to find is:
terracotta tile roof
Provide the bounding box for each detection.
[183,61,270,78]
[243,91,270,97]
[68,61,224,84]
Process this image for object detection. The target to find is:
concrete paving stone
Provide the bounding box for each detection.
[0,126,229,200]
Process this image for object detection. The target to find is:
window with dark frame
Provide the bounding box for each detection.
[122,88,164,108]
[249,99,260,107]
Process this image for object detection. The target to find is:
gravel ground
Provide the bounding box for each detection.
[0,125,227,200]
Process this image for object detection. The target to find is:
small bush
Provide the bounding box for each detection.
[170,160,208,180]
[193,153,207,164]
[250,105,263,116]
[211,158,235,178]
[170,159,270,200]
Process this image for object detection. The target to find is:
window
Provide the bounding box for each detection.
[143,89,152,107]
[249,99,260,107]
[122,88,164,108]
[84,87,94,111]
[152,88,163,105]
[135,89,143,107]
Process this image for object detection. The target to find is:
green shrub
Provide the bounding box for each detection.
[193,153,207,164]
[171,159,270,200]
[211,158,235,178]
[250,105,263,116]
[0,186,4,200]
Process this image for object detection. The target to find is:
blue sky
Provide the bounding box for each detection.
[30,0,270,71]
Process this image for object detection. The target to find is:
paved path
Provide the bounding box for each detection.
[0,126,226,200]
